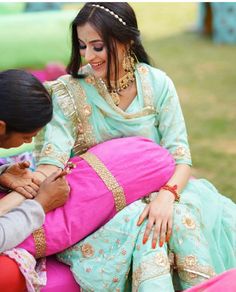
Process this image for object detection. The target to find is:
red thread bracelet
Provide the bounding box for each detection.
[161,184,180,202]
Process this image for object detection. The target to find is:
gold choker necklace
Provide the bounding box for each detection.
[107,71,135,106]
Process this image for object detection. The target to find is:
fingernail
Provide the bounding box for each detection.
[143,237,148,244]
[152,241,156,249]
[137,220,141,226]
[159,241,163,247]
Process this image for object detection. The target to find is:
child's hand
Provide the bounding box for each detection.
[0,161,40,198]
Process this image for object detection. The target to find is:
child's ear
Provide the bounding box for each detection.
[0,120,6,135]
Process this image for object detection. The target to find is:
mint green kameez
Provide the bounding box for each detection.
[34,63,236,291]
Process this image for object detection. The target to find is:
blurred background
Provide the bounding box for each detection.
[0,2,235,201]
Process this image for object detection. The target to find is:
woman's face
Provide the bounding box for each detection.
[0,128,40,149]
[77,23,126,80]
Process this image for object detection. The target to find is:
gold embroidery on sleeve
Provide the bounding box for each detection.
[56,76,97,155]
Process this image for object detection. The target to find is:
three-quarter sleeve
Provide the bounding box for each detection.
[156,75,192,165]
[34,80,76,169]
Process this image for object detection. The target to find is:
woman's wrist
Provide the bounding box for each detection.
[160,184,180,202]
[34,170,47,179]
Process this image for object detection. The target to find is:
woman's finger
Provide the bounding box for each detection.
[23,185,37,197]
[166,216,173,243]
[159,219,168,247]
[15,186,34,199]
[143,217,155,244]
[28,181,40,192]
[137,205,150,226]
[151,220,161,249]
[18,161,30,169]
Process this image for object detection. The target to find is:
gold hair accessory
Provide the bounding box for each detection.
[91,4,126,26]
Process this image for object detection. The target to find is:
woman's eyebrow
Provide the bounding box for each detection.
[78,38,103,44]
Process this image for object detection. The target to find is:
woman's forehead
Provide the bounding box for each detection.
[77,23,102,43]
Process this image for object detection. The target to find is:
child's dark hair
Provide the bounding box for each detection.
[0,69,52,133]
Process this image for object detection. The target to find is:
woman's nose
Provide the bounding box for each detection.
[84,47,95,63]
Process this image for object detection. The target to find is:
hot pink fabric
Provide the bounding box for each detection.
[29,63,66,82]
[41,256,80,292]
[18,137,175,256]
[185,269,236,292]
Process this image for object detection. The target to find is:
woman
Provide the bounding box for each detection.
[5,2,234,291]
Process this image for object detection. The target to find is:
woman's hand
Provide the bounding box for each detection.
[137,190,175,249]
[0,161,40,198]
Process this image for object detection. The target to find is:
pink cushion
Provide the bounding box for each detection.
[185,269,236,292]
[41,256,80,292]
[18,136,175,256]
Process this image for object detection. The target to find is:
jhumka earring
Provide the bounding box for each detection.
[109,49,136,106]
[122,49,135,73]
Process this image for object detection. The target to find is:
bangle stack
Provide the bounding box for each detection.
[161,184,180,202]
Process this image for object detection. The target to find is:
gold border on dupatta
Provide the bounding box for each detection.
[55,75,97,155]
[87,63,156,119]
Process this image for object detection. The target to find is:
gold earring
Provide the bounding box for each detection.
[122,49,135,73]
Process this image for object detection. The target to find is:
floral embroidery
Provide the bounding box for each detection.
[83,104,92,116]
[80,243,95,258]
[182,214,196,229]
[172,146,191,161]
[40,143,69,165]
[176,254,216,285]
[85,75,95,85]
[132,252,170,292]
[137,65,148,74]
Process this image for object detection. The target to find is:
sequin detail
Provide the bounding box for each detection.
[176,254,216,285]
[132,252,170,291]
[80,151,126,212]
[32,227,46,259]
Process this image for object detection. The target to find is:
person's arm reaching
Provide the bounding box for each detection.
[0,170,70,252]
[0,199,45,252]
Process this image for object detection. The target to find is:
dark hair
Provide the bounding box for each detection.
[67,2,150,85]
[0,69,52,133]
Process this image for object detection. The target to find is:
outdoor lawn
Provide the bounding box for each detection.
[0,3,235,201]
[135,3,236,202]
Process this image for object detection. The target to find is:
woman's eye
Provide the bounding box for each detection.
[94,46,104,52]
[79,44,86,50]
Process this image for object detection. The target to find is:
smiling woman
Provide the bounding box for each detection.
[27,2,236,291]
[1,2,235,292]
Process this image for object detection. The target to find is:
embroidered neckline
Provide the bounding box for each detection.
[84,63,156,119]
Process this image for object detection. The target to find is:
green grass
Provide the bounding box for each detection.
[133,3,236,201]
[0,3,235,201]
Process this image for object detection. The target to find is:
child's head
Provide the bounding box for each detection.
[0,69,52,148]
